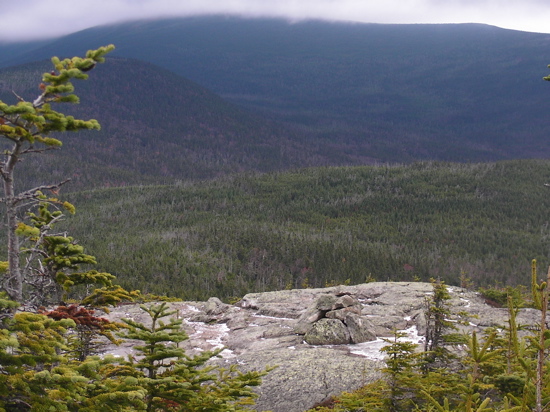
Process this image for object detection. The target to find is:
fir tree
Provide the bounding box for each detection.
[423,278,468,371]
[41,304,121,362]
[380,330,421,411]
[0,310,77,410]
[88,303,268,411]
[0,45,115,304]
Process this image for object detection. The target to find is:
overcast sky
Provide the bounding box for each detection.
[2,0,550,42]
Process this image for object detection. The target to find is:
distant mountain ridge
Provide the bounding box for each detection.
[1,16,550,169]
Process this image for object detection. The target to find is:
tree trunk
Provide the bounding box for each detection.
[2,146,22,303]
[4,179,22,303]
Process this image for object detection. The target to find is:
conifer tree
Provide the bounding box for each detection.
[0,310,77,410]
[0,45,271,412]
[380,330,421,411]
[448,331,502,411]
[41,304,121,361]
[0,45,115,304]
[88,303,268,411]
[488,261,550,411]
[509,260,550,412]
[14,199,138,311]
[423,278,468,371]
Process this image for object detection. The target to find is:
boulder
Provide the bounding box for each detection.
[294,294,339,334]
[238,288,322,319]
[344,313,377,344]
[332,294,357,310]
[316,294,338,311]
[203,297,227,315]
[188,297,232,322]
[326,306,362,320]
[225,312,249,331]
[294,304,325,335]
[304,318,351,345]
[411,309,428,335]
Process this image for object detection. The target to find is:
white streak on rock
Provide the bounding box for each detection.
[253,314,295,321]
[206,323,230,350]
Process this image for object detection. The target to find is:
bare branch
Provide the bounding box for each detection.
[32,92,46,108]
[11,90,25,102]
[21,146,59,155]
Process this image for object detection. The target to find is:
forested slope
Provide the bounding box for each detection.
[0,57,328,191]
[53,160,550,300]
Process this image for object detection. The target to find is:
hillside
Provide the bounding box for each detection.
[49,160,550,301]
[0,57,329,190]
[2,17,550,163]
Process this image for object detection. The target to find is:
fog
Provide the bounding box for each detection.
[2,0,549,42]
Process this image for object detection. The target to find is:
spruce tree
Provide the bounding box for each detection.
[423,278,468,371]
[14,200,136,309]
[380,330,421,411]
[0,310,77,410]
[0,45,114,304]
[88,303,267,411]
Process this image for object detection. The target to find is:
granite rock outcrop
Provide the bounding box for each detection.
[103,282,537,412]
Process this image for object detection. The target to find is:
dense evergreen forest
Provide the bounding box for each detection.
[41,159,550,301]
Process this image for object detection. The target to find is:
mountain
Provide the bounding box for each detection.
[0,57,332,190]
[2,16,550,163]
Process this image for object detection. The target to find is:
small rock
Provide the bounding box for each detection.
[316,294,338,311]
[332,294,356,310]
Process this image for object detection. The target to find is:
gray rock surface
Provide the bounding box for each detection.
[101,282,539,412]
[218,347,382,412]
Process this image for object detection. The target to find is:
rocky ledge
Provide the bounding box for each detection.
[103,282,539,412]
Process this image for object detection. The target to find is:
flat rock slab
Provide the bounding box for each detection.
[216,347,382,412]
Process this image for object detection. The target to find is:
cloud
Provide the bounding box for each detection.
[1,0,550,42]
